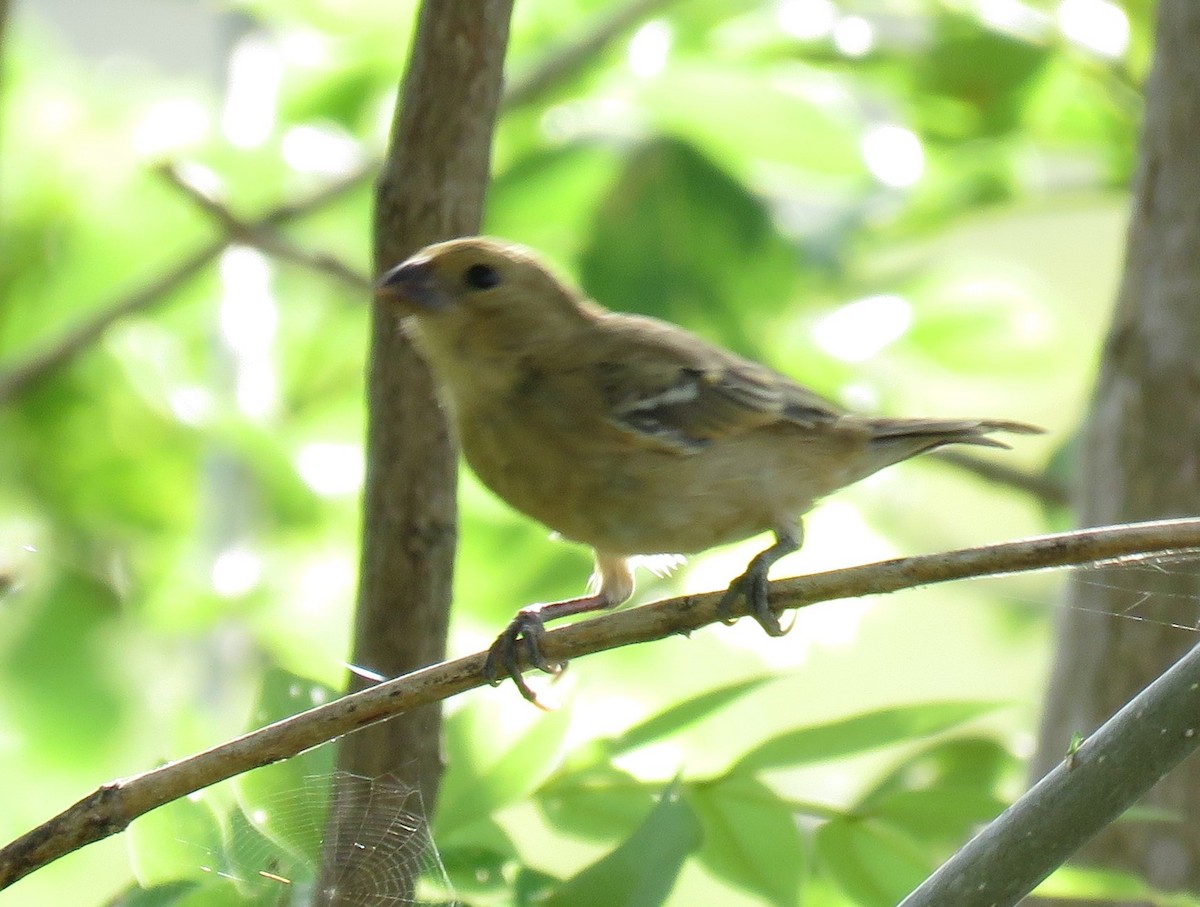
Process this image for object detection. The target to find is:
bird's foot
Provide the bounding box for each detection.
[716,566,793,638]
[483,608,565,705]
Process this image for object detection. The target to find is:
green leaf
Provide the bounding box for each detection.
[0,570,126,766]
[913,14,1049,139]
[438,841,517,901]
[1035,864,1200,905]
[541,780,703,907]
[869,787,1006,848]
[102,882,200,907]
[856,737,1014,846]
[733,701,1004,774]
[486,142,624,263]
[687,775,805,907]
[905,273,1057,374]
[640,62,865,180]
[233,670,338,866]
[436,698,572,838]
[863,737,1015,799]
[222,805,317,900]
[126,795,225,889]
[538,765,658,842]
[158,876,261,907]
[580,136,799,359]
[516,867,564,907]
[815,818,932,907]
[607,675,776,758]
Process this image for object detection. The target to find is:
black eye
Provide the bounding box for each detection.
[463,263,501,290]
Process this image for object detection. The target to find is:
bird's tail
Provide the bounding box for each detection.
[865,418,1042,469]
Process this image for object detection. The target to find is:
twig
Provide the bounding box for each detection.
[932,450,1070,508]
[0,0,669,405]
[0,170,367,405]
[154,162,371,292]
[4,517,1200,892]
[501,0,684,109]
[0,241,226,404]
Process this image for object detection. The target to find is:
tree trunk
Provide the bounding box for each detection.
[316,2,513,903]
[1031,1,1200,901]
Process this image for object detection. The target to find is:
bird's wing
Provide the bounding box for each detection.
[593,315,842,454]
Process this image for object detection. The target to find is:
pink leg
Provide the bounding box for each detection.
[484,552,634,703]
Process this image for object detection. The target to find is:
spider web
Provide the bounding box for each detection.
[1068,547,1200,631]
[314,770,456,906]
[133,754,457,906]
[989,546,1200,634]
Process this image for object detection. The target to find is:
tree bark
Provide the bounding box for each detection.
[1031,1,1200,901]
[316,2,513,903]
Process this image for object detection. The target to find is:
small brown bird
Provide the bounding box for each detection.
[377,237,1038,701]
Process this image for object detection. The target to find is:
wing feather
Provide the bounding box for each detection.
[594,315,842,454]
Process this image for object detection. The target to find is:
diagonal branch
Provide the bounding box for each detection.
[3,517,1200,893]
[902,633,1200,907]
[153,162,371,292]
[0,241,224,405]
[0,0,677,407]
[0,169,366,406]
[502,0,684,108]
[932,450,1070,508]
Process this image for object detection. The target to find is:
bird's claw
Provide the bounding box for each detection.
[716,568,792,637]
[483,609,565,705]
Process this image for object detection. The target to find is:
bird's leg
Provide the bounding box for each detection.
[484,552,634,704]
[716,522,803,637]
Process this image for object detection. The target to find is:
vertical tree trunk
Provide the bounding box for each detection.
[1031,1,1200,901]
[316,2,513,903]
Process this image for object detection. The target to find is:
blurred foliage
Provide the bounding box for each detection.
[0,0,1183,905]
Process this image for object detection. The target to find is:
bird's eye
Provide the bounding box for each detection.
[463,263,501,290]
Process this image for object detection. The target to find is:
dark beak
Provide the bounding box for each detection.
[375,258,448,311]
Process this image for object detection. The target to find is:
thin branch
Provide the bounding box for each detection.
[501,0,684,109]
[900,633,1200,907]
[0,0,674,406]
[0,170,367,406]
[932,450,1070,509]
[4,517,1200,893]
[154,162,371,292]
[0,241,225,404]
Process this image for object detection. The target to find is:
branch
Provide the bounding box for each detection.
[0,0,674,406]
[0,169,367,406]
[322,0,513,903]
[901,632,1200,906]
[932,450,1070,509]
[4,518,1200,893]
[0,241,225,404]
[154,162,371,292]
[502,0,684,108]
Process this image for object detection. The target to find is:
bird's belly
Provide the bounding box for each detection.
[460,416,831,555]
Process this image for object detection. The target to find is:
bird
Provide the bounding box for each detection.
[375,236,1040,702]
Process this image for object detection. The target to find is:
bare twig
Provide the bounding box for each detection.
[0,0,669,405]
[0,242,225,404]
[154,162,371,292]
[0,170,367,405]
[501,0,684,108]
[932,450,1070,508]
[4,517,1200,893]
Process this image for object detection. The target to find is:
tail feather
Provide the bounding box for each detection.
[866,418,1042,463]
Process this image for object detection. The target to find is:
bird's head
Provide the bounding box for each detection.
[376,238,597,379]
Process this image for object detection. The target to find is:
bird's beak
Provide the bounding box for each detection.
[375,258,450,311]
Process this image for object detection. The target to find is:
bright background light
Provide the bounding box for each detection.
[862,124,926,188]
